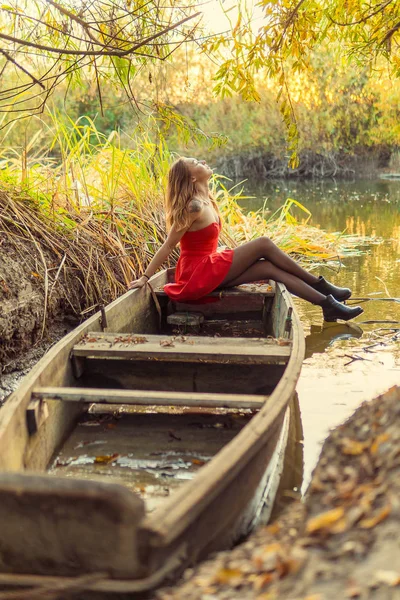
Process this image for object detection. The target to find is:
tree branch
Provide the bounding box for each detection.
[0,12,201,57]
[380,20,400,47]
[0,48,46,89]
[328,0,394,27]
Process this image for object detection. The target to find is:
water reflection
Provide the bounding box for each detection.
[244,179,400,494]
[305,322,363,359]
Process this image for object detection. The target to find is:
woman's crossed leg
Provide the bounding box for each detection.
[220,237,325,304]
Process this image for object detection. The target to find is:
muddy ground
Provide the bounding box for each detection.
[156,386,400,600]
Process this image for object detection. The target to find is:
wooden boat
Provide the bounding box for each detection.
[0,269,304,595]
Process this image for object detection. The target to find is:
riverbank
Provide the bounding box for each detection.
[214,147,393,180]
[157,385,400,600]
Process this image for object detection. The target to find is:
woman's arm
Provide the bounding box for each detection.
[128,209,201,290]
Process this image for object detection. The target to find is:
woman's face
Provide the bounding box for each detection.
[184,157,213,182]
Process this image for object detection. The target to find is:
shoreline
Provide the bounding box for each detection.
[213,147,397,181]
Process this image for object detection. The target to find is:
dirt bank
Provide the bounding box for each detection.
[0,319,74,405]
[157,386,400,600]
[0,237,77,363]
[0,187,130,364]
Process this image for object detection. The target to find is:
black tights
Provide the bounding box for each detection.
[221,237,326,304]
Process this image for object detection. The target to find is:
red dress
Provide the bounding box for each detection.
[163,220,234,302]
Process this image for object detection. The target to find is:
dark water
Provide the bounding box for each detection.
[244,178,400,491]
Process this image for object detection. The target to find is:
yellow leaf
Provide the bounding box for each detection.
[370,433,390,455]
[306,507,345,533]
[94,453,119,464]
[214,568,243,584]
[340,438,369,455]
[359,504,391,529]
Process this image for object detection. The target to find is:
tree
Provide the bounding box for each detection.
[205,0,400,165]
[0,0,201,125]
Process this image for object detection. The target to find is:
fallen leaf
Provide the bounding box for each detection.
[160,340,175,347]
[31,271,40,278]
[191,458,205,465]
[253,573,274,590]
[214,568,243,585]
[340,438,369,455]
[94,453,119,464]
[306,507,345,534]
[370,433,390,455]
[132,336,148,344]
[359,504,391,529]
[265,522,280,535]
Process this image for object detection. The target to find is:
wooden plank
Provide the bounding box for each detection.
[32,387,267,409]
[167,312,204,326]
[155,281,275,298]
[26,399,49,436]
[79,360,285,395]
[0,473,145,578]
[72,333,291,365]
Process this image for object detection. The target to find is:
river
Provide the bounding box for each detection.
[244,178,400,493]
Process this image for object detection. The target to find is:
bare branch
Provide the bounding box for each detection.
[0,12,201,57]
[0,48,46,89]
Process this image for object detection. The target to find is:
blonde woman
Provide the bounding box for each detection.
[128,157,363,322]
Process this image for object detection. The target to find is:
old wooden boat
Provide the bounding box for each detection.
[0,269,304,595]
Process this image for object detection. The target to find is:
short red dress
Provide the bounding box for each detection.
[163,220,234,302]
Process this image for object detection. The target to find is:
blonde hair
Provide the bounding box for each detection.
[166,157,219,231]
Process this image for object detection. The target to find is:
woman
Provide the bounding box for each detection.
[128,157,363,322]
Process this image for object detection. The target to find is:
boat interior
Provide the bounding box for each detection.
[39,275,293,515]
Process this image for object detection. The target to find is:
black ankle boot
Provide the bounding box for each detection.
[311,276,352,301]
[321,295,363,322]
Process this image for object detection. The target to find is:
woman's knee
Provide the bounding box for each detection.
[254,236,273,257]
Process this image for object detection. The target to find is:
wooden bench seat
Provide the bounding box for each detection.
[32,387,267,409]
[154,281,275,299]
[72,332,291,366]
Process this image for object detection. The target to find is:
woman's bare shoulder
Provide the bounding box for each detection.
[187,197,204,214]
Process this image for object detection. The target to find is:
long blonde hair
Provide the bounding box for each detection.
[166,157,219,231]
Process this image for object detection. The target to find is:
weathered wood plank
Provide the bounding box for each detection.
[72,333,291,365]
[155,279,275,298]
[167,312,204,327]
[33,387,267,409]
[0,473,145,578]
[79,360,284,395]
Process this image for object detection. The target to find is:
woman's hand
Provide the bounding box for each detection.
[128,276,148,290]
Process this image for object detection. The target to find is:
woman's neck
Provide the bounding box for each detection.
[194,181,210,200]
